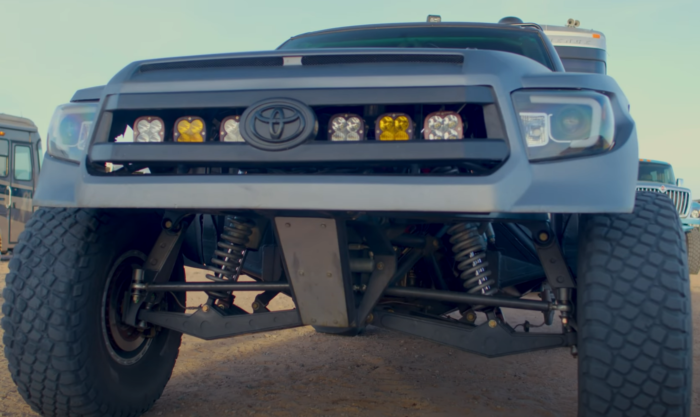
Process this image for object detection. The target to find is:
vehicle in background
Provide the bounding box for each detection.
[0,114,43,254]
[636,158,699,273]
[542,18,606,74]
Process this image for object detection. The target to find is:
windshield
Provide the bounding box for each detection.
[279,26,554,69]
[638,162,676,185]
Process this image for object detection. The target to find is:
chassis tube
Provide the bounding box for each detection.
[383,287,553,312]
[144,282,291,292]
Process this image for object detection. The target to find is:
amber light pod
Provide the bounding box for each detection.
[174,116,206,143]
[375,113,413,141]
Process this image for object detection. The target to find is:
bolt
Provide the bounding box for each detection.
[556,276,565,283]
[202,305,210,313]
[320,224,326,229]
[164,219,173,229]
[538,232,549,242]
[366,313,374,324]
[326,272,332,277]
[465,312,477,322]
[488,320,498,328]
[252,302,260,310]
[149,258,158,266]
[376,262,385,271]
[285,223,291,228]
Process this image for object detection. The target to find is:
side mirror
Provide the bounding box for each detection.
[677,178,684,187]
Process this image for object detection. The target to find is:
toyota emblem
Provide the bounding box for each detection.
[240,98,317,151]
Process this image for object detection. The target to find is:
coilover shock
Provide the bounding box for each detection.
[447,223,497,296]
[205,215,254,303]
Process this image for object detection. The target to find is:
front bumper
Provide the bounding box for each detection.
[35,129,638,213]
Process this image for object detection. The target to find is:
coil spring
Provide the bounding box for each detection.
[205,216,253,300]
[447,223,497,296]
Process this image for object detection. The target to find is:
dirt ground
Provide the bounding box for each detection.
[0,263,698,417]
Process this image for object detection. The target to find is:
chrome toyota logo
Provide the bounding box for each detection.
[240,98,317,151]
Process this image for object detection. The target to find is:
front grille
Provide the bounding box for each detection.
[301,54,464,66]
[636,187,690,216]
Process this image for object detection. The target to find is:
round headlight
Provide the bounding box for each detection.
[692,210,699,218]
[550,105,593,141]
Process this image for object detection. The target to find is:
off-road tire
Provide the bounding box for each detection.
[1,208,184,417]
[577,192,692,416]
[685,228,700,275]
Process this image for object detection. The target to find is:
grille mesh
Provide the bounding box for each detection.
[636,187,690,216]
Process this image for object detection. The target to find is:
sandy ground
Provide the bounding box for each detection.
[0,263,698,417]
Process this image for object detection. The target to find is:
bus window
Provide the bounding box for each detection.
[561,58,606,74]
[0,140,8,177]
[14,145,32,181]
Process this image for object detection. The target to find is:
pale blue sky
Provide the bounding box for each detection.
[1,0,699,194]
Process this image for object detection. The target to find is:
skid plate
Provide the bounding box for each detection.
[275,217,350,327]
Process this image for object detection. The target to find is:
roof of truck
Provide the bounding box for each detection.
[639,159,670,165]
[0,113,38,133]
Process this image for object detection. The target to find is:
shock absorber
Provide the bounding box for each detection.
[447,223,497,296]
[205,215,254,304]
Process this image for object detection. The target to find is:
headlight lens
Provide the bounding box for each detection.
[376,113,413,141]
[329,114,365,141]
[692,210,699,218]
[423,111,464,140]
[134,116,165,143]
[47,103,98,163]
[512,90,615,161]
[220,116,243,142]
[175,116,206,143]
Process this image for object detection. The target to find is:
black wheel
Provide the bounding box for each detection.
[576,192,692,416]
[2,208,184,416]
[685,228,700,275]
